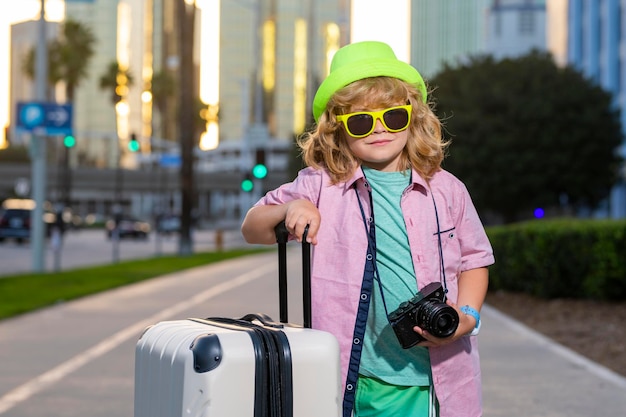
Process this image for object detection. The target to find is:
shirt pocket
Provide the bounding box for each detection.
[432,225,462,278]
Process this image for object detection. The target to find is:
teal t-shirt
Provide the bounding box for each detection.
[358,166,432,386]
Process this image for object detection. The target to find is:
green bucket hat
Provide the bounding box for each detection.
[312,41,427,122]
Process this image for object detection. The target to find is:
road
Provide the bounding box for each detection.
[0,228,248,277]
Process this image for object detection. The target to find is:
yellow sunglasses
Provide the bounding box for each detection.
[336,104,412,138]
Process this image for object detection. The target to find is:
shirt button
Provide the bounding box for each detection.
[353,338,361,345]
[360,293,368,300]
[347,383,354,391]
[366,254,373,261]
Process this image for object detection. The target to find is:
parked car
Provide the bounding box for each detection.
[106,217,151,239]
[0,199,55,244]
[156,215,181,235]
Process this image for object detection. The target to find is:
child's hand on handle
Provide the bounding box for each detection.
[242,199,320,245]
[284,199,321,245]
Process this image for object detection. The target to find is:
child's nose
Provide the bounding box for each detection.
[372,117,387,133]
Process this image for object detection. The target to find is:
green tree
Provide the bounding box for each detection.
[98,61,134,105]
[56,20,96,101]
[150,70,176,118]
[150,70,176,139]
[430,51,624,222]
[23,19,96,101]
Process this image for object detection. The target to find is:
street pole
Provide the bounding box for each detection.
[112,139,123,263]
[31,0,48,272]
[177,0,195,256]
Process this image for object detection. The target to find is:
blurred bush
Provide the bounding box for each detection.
[486,219,626,300]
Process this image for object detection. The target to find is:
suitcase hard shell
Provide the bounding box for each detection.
[134,223,342,417]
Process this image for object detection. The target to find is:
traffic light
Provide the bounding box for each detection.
[63,134,76,148]
[252,163,268,179]
[241,174,254,192]
[252,149,267,179]
[128,133,140,152]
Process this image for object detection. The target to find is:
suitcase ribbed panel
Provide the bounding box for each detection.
[134,321,258,417]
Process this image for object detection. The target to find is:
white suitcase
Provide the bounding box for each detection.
[134,223,342,417]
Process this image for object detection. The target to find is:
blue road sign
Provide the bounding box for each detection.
[16,102,73,136]
[159,154,182,167]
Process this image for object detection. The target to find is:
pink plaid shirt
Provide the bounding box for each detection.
[256,166,495,417]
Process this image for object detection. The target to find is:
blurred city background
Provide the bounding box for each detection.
[1,0,625,272]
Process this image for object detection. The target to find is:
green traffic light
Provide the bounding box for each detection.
[241,178,254,192]
[63,135,76,148]
[252,164,268,179]
[128,139,140,152]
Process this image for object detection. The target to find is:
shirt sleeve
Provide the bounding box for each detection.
[450,179,496,271]
[255,167,323,208]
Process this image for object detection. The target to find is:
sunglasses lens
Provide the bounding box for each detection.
[340,106,411,137]
[346,114,374,137]
[383,108,410,130]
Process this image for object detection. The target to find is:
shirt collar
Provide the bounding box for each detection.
[343,168,365,191]
[343,166,431,194]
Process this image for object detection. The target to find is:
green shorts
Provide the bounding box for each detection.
[354,375,439,417]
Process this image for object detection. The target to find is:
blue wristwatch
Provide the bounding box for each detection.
[460,305,481,336]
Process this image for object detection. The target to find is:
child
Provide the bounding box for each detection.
[241,41,494,417]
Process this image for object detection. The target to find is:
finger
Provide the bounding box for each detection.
[413,326,427,339]
[291,218,311,242]
[284,215,306,238]
[305,218,321,244]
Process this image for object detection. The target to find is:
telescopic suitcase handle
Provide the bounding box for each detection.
[274,221,312,328]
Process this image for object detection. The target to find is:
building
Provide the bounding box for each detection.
[409,0,491,80]
[566,0,626,218]
[63,0,183,170]
[409,0,548,80]
[197,0,350,219]
[486,0,547,60]
[4,0,350,222]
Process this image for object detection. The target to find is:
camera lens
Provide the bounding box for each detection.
[415,301,459,338]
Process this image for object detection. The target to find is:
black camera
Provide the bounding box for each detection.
[388,282,459,349]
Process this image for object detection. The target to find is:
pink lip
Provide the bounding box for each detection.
[369,139,392,145]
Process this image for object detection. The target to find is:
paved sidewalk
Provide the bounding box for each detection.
[480,304,626,416]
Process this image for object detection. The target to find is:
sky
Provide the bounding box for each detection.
[351,0,410,62]
[0,0,409,147]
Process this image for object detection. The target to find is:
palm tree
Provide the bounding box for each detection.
[98,61,135,105]
[150,70,176,117]
[57,20,96,101]
[149,70,176,139]
[22,18,96,101]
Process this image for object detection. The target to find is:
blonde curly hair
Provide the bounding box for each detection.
[298,77,447,184]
